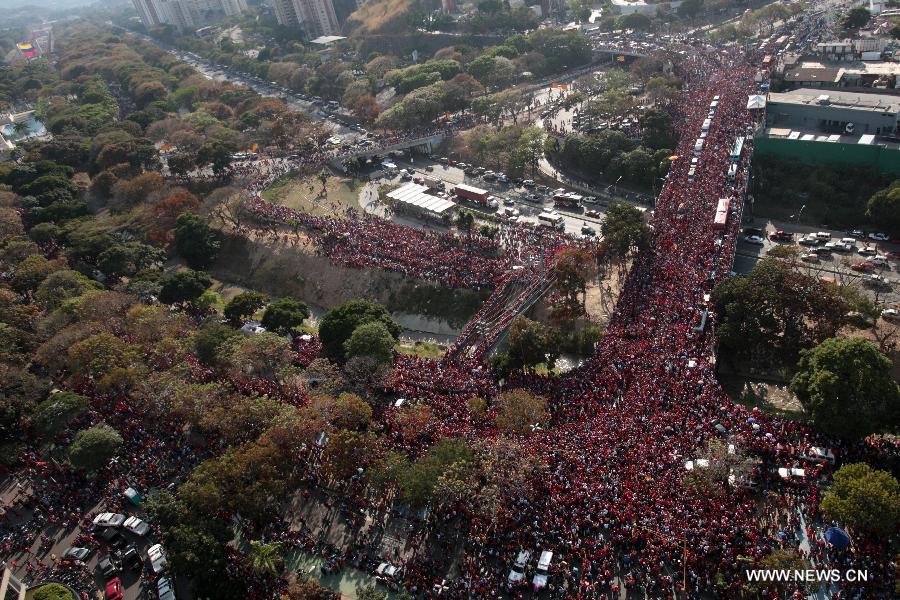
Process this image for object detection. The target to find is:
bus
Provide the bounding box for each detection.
[553,192,583,208]
[537,212,565,230]
[730,137,744,163]
[713,198,730,229]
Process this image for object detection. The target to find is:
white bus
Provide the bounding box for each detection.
[537,212,564,230]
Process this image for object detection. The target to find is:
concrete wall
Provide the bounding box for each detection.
[755,135,900,175]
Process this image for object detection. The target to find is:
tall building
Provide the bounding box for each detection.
[133,0,162,27]
[270,0,340,37]
[132,0,248,30]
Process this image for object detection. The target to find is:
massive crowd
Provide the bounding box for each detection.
[3,18,897,600]
[373,39,898,599]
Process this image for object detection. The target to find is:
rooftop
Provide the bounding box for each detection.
[762,126,900,149]
[767,88,900,114]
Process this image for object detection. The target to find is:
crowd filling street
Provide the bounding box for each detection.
[2,10,898,600]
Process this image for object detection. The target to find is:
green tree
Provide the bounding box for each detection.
[224,291,268,325]
[261,297,310,334]
[158,269,212,305]
[866,180,900,238]
[194,322,242,366]
[617,13,652,31]
[35,270,100,310]
[246,540,284,576]
[600,203,649,259]
[515,126,545,177]
[32,391,89,437]
[750,551,816,596]
[790,337,899,439]
[355,585,388,600]
[197,140,236,176]
[69,424,123,471]
[506,316,561,371]
[639,108,674,150]
[319,300,401,361]
[713,260,852,367]
[97,241,164,281]
[344,321,395,364]
[173,212,221,269]
[494,390,549,434]
[67,333,138,380]
[842,7,871,30]
[678,0,704,19]
[399,437,473,508]
[32,583,74,600]
[821,463,899,536]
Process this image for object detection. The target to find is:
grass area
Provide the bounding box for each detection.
[720,374,811,423]
[262,173,362,217]
[397,340,445,359]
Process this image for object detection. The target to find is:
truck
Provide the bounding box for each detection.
[553,191,583,208]
[454,184,490,205]
[414,175,443,190]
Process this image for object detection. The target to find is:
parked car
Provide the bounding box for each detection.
[769,230,793,241]
[123,516,150,536]
[800,253,819,263]
[105,577,123,600]
[120,545,142,570]
[93,513,126,528]
[158,577,176,600]
[857,247,877,256]
[868,232,889,241]
[851,262,875,272]
[62,547,91,561]
[147,543,167,574]
[508,550,531,585]
[532,550,553,590]
[882,308,900,321]
[798,236,819,246]
[97,555,120,578]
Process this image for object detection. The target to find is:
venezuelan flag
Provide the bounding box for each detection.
[17,43,37,58]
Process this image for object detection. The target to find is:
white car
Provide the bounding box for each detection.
[508,550,531,584]
[123,516,150,536]
[868,232,889,241]
[882,308,900,321]
[147,543,167,574]
[532,550,553,589]
[157,577,176,600]
[814,231,831,240]
[744,235,764,245]
[800,253,819,263]
[93,513,126,527]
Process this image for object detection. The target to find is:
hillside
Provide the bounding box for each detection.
[344,0,416,37]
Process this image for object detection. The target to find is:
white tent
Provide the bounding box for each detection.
[746,94,767,110]
[387,183,456,218]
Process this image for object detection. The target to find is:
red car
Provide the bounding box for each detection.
[105,578,123,600]
[851,262,875,272]
[769,230,793,241]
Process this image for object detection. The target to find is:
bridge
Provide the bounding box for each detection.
[330,133,446,167]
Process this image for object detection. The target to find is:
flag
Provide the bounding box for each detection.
[17,43,37,58]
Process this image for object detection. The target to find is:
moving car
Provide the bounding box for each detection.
[743,235,764,245]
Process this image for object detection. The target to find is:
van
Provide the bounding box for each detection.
[727,164,737,181]
[693,139,704,155]
[532,550,553,589]
[701,118,712,132]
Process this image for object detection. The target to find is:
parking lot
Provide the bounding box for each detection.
[736,218,900,307]
[374,153,615,238]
